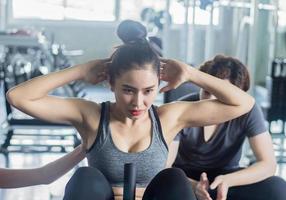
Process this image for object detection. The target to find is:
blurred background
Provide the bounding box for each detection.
[0,0,286,199]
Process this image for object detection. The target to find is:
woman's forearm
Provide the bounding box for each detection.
[0,145,85,188]
[0,168,44,188]
[224,161,276,187]
[41,145,86,184]
[187,67,254,108]
[6,64,84,105]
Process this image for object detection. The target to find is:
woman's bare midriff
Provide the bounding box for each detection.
[113,187,145,200]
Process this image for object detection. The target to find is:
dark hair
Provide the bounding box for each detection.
[109,20,160,85]
[199,55,250,91]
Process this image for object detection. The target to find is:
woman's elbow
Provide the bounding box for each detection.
[240,96,255,114]
[6,89,19,106]
[6,88,28,108]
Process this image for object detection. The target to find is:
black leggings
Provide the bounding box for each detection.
[208,176,286,200]
[63,167,196,200]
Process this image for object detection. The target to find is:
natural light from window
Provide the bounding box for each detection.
[12,0,219,25]
[169,0,219,25]
[12,0,115,21]
[120,0,166,21]
[278,0,286,27]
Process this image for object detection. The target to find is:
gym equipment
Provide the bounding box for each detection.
[123,163,136,200]
[267,58,286,131]
[266,57,286,164]
[0,30,83,167]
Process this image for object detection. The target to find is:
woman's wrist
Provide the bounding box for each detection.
[185,66,198,83]
[222,174,235,188]
[71,64,88,81]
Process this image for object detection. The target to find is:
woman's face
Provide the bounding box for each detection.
[111,66,159,120]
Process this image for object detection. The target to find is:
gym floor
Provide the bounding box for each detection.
[0,86,286,200]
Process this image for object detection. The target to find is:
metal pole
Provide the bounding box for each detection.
[0,0,7,31]
[189,0,197,63]
[267,0,278,75]
[204,4,215,60]
[162,0,171,57]
[115,0,120,21]
[181,0,190,62]
[247,0,259,94]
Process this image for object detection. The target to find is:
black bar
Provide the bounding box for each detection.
[123,163,136,200]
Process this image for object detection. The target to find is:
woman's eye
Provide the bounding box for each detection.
[145,89,154,94]
[123,89,133,94]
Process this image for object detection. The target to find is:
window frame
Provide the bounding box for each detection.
[6,0,118,26]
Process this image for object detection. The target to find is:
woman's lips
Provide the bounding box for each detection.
[129,110,144,116]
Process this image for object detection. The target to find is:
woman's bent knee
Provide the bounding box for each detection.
[63,167,114,200]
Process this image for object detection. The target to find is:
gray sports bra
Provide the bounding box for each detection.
[86,102,168,187]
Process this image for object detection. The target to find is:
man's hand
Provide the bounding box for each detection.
[195,172,212,200]
[210,175,230,200]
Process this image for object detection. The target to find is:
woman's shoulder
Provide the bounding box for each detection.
[74,99,103,128]
[157,101,191,117]
[75,98,101,113]
[156,102,186,126]
[156,102,176,118]
[75,100,106,148]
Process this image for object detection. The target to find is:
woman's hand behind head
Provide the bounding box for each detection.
[159,58,192,93]
[82,58,111,85]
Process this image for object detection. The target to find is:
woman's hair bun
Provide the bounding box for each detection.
[117,20,147,44]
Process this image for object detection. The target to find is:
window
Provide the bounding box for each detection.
[12,0,115,21]
[12,0,64,20]
[169,0,219,25]
[278,0,286,27]
[65,0,115,21]
[11,0,219,25]
[120,0,166,21]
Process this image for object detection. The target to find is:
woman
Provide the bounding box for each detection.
[6,20,254,200]
[0,144,85,188]
[172,55,286,200]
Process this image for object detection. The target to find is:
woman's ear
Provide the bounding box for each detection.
[100,75,113,91]
[108,78,114,92]
[110,85,114,92]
